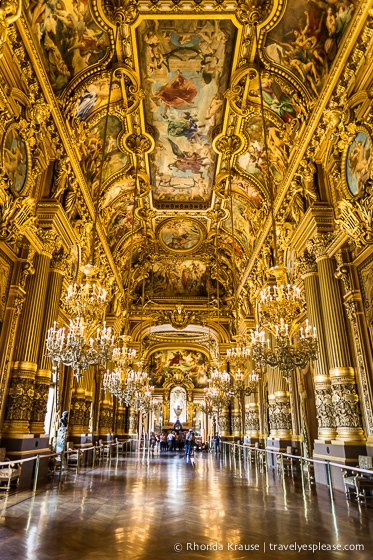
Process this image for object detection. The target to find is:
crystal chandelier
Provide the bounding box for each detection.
[64,264,108,323]
[201,363,233,416]
[250,319,318,382]
[46,318,116,381]
[125,362,155,414]
[104,360,154,414]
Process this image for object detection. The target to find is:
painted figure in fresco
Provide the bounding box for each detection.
[75,80,120,121]
[154,71,198,117]
[3,130,27,193]
[348,137,372,196]
[167,111,207,144]
[167,139,208,175]
[168,351,184,368]
[250,79,298,123]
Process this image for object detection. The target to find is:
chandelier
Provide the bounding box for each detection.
[46,318,116,381]
[103,361,154,414]
[250,319,318,382]
[64,264,108,323]
[201,363,233,416]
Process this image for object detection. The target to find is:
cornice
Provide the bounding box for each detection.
[291,203,335,254]
[36,200,77,250]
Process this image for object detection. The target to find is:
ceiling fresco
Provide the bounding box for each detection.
[148,349,208,388]
[74,75,123,121]
[136,19,237,205]
[79,115,128,196]
[145,260,208,299]
[158,218,204,253]
[265,0,356,95]
[26,0,110,93]
[18,0,361,354]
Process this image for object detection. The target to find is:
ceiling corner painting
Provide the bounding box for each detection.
[26,1,110,94]
[136,19,237,204]
[265,0,356,95]
[149,349,208,388]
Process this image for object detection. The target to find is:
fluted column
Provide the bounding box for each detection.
[310,234,364,442]
[0,287,25,433]
[299,250,336,441]
[3,252,51,434]
[69,387,87,436]
[30,252,66,434]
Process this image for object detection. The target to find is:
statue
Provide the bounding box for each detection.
[56,411,68,459]
[60,411,68,428]
[173,404,183,431]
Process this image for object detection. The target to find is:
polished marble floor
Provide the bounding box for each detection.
[0,450,372,560]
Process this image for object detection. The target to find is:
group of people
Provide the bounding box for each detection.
[148,430,221,455]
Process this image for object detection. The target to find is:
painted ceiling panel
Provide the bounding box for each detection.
[136,18,237,204]
[265,0,356,95]
[148,349,208,388]
[26,0,110,94]
[146,260,208,298]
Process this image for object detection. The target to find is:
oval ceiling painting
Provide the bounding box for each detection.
[159,219,203,252]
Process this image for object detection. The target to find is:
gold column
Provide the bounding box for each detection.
[69,387,87,437]
[0,287,25,432]
[231,401,241,438]
[299,250,336,441]
[218,407,230,437]
[3,252,51,434]
[311,235,364,442]
[245,393,260,439]
[128,406,138,436]
[30,253,65,435]
[115,403,126,437]
[99,395,114,438]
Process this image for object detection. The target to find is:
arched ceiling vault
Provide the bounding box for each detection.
[18,0,369,350]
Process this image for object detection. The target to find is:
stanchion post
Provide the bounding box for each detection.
[33,455,40,494]
[326,460,334,501]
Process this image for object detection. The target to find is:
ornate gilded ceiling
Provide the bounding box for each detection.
[18,0,361,349]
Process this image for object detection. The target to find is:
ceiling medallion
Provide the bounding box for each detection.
[158,218,204,253]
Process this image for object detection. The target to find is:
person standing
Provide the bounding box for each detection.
[213,433,221,454]
[167,431,175,452]
[185,428,193,456]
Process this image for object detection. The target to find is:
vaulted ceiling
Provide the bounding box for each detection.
[20,0,360,355]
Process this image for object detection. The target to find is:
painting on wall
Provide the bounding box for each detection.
[0,253,12,324]
[345,130,372,197]
[237,116,286,194]
[146,260,207,297]
[2,126,29,195]
[265,0,356,96]
[80,115,128,196]
[148,349,208,388]
[100,177,135,210]
[137,18,237,203]
[158,219,203,252]
[75,77,123,121]
[26,0,109,94]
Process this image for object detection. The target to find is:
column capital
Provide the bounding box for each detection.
[298,249,318,278]
[307,232,335,261]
